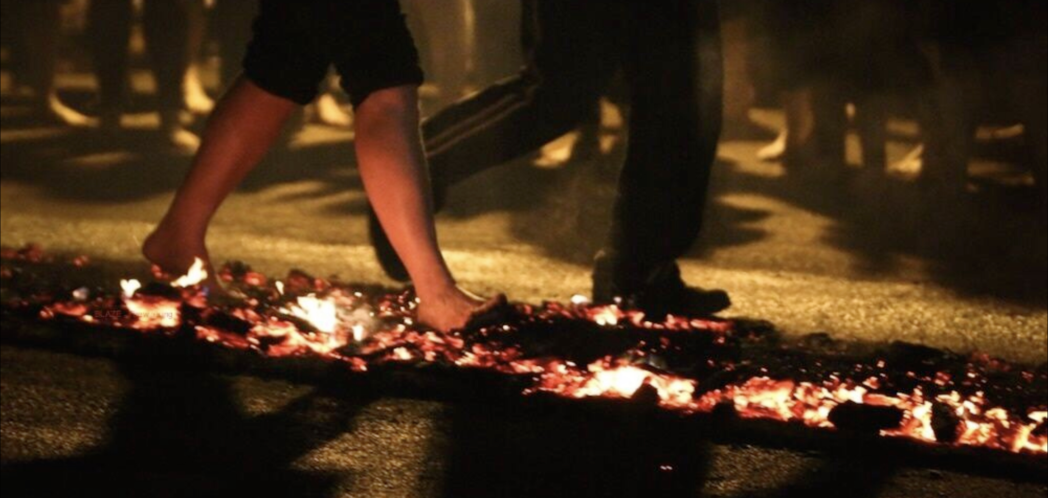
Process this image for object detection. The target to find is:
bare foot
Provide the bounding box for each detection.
[44,94,99,129]
[417,286,506,333]
[184,66,216,116]
[142,226,218,288]
[312,93,353,128]
[891,144,924,178]
[757,131,788,162]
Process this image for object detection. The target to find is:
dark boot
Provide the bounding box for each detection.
[592,251,731,318]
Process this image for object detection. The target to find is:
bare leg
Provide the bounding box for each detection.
[89,0,134,130]
[354,85,494,331]
[783,88,815,165]
[809,79,848,170]
[143,0,199,152]
[144,78,294,281]
[20,0,96,127]
[146,80,493,330]
[855,95,888,171]
[183,0,215,115]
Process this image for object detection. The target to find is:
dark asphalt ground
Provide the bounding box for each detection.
[4,346,1046,498]
[2,68,1047,496]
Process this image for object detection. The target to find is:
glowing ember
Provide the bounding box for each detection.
[3,246,1045,458]
[287,295,338,334]
[588,305,625,327]
[123,296,181,330]
[528,358,700,411]
[120,279,142,299]
[172,258,208,288]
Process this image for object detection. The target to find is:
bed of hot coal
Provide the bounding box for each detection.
[1,245,1045,481]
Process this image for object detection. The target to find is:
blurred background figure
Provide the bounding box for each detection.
[0,0,96,127]
[87,0,205,152]
[751,0,925,174]
[915,0,1048,203]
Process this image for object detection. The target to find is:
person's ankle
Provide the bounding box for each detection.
[415,279,460,302]
[152,217,206,245]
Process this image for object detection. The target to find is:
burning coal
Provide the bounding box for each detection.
[2,245,1046,458]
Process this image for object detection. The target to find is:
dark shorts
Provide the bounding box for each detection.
[243,0,424,107]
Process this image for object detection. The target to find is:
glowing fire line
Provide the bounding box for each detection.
[4,249,1044,457]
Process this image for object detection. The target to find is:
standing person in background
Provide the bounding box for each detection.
[88,0,204,152]
[181,0,214,116]
[917,0,1047,203]
[754,0,925,174]
[369,0,730,318]
[1,0,96,127]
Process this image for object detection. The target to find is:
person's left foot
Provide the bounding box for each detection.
[312,93,353,128]
[757,130,788,162]
[593,252,731,318]
[42,94,98,128]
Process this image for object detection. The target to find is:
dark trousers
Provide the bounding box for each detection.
[423,0,723,287]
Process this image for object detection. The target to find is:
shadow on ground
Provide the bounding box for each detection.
[3,95,1045,307]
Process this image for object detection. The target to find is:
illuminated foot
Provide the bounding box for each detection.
[892,145,924,177]
[184,66,216,115]
[417,286,506,333]
[757,131,788,162]
[142,227,217,287]
[313,93,353,128]
[43,94,98,128]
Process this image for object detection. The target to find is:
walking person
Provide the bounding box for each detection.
[143,0,500,331]
[370,0,730,317]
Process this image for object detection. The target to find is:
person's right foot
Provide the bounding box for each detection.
[417,286,508,333]
[43,94,98,128]
[142,226,218,288]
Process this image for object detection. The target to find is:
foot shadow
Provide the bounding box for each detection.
[1,352,376,497]
[433,400,713,498]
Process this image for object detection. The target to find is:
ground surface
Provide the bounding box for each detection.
[2,69,1047,496]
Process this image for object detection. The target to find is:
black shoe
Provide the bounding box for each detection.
[592,252,731,318]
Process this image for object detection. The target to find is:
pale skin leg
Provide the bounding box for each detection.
[144,78,492,331]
